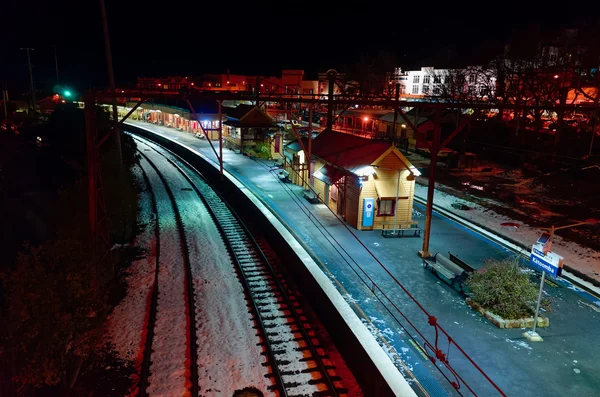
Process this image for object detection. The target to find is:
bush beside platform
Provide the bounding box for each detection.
[466,298,549,329]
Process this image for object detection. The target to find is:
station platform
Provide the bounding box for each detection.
[125,120,600,397]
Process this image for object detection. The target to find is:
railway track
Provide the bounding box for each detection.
[136,146,199,397]
[133,134,350,396]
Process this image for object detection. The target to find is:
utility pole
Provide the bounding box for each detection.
[308,104,313,187]
[218,100,223,179]
[326,69,337,131]
[419,110,441,259]
[392,83,400,143]
[54,46,60,84]
[20,48,36,113]
[99,0,122,165]
[2,88,8,121]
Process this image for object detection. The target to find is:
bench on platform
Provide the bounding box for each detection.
[277,169,291,183]
[381,222,421,238]
[422,252,475,292]
[303,189,320,204]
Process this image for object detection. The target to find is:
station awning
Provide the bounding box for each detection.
[313,165,344,185]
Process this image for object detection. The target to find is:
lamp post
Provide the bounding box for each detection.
[524,218,598,342]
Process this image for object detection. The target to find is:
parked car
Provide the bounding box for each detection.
[277,119,302,130]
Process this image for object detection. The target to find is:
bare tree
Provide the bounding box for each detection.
[425,66,497,103]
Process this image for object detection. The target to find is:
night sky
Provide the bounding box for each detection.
[0,0,594,95]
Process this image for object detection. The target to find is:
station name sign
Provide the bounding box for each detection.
[530,243,564,277]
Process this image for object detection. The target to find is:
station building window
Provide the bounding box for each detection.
[330,184,338,202]
[377,199,395,216]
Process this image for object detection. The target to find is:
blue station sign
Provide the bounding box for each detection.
[530,243,564,277]
[362,198,375,227]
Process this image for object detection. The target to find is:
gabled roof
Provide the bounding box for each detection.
[224,104,256,120]
[311,129,392,173]
[224,104,273,127]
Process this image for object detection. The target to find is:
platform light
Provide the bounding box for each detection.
[410,166,421,176]
[363,116,369,122]
[356,166,376,176]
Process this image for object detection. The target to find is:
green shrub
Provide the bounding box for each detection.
[253,142,272,159]
[466,257,542,319]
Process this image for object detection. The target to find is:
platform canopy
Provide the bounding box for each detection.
[313,164,345,185]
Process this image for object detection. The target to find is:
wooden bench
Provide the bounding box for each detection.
[277,170,291,183]
[303,189,320,204]
[381,222,421,238]
[422,252,475,292]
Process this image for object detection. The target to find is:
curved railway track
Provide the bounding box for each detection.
[136,145,199,397]
[133,134,349,396]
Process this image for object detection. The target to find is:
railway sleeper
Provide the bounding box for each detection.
[245,268,272,276]
[237,255,261,262]
[261,338,296,347]
[253,291,282,298]
[250,287,280,294]
[260,314,295,323]
[263,320,296,330]
[299,354,330,362]
[243,269,271,276]
[282,381,303,389]
[247,276,275,284]
[253,297,284,306]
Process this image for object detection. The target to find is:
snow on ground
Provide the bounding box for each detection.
[173,176,273,396]
[103,165,156,393]
[140,157,190,396]
[414,182,600,281]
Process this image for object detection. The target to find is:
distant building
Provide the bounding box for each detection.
[392,66,496,99]
[136,76,194,92]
